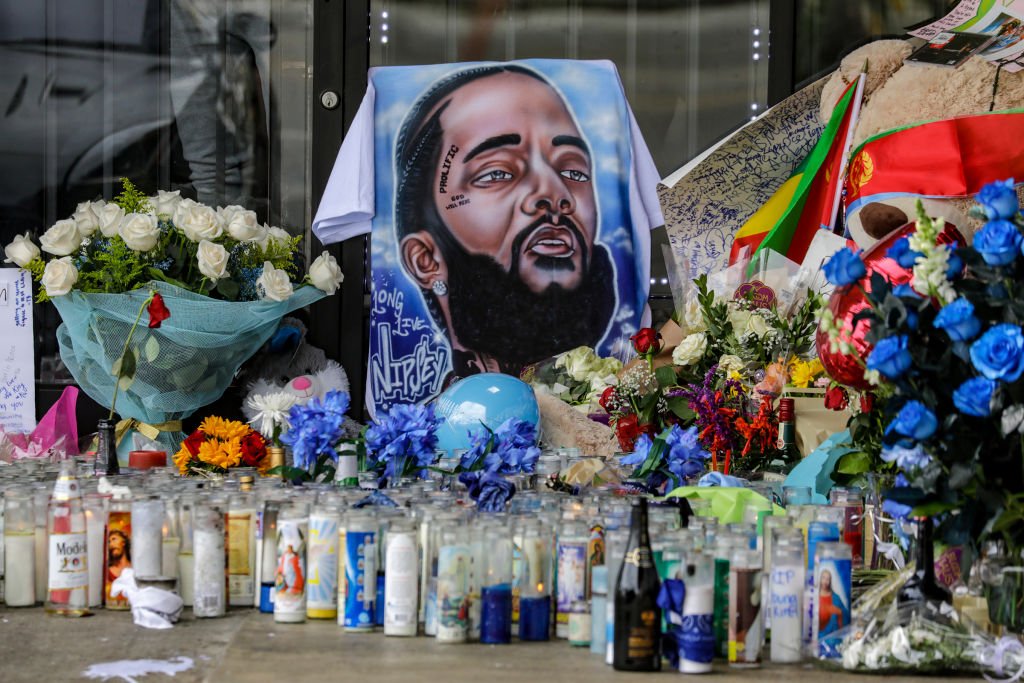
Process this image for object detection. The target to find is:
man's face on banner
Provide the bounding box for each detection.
[430,71,597,294]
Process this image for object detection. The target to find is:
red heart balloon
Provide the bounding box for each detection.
[816,221,965,389]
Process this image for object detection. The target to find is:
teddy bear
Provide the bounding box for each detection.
[818,39,1024,247]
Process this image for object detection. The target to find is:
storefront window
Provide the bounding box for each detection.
[368,0,771,177]
[0,0,313,386]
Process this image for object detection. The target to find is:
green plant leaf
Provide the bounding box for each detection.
[143,335,160,362]
[655,365,678,388]
[835,450,871,475]
[216,279,240,301]
[112,347,136,391]
[666,396,693,421]
[910,501,958,517]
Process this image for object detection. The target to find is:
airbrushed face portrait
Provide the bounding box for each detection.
[395,65,615,377]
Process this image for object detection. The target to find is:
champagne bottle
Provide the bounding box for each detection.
[613,497,661,671]
[896,516,950,605]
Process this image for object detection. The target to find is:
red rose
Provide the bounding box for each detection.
[239,431,266,467]
[824,386,850,411]
[599,386,617,412]
[615,414,642,451]
[183,429,205,456]
[630,327,662,355]
[147,292,171,329]
[860,392,875,413]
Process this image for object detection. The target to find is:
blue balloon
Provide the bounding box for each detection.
[433,373,540,454]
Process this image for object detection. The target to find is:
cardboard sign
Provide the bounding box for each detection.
[0,269,36,432]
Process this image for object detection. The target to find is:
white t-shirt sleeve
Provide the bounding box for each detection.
[626,96,664,329]
[312,83,377,245]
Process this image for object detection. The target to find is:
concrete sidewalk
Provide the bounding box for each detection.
[0,608,971,682]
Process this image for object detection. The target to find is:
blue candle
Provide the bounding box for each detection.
[518,595,551,641]
[259,583,274,613]
[481,585,513,644]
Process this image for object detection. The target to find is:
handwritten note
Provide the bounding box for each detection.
[659,77,827,279]
[0,269,35,432]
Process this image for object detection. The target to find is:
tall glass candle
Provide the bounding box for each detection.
[590,564,608,655]
[436,521,469,643]
[177,496,195,607]
[83,493,108,607]
[259,498,280,613]
[33,487,48,604]
[4,491,35,606]
[480,525,513,644]
[679,550,715,674]
[193,497,226,618]
[813,541,852,660]
[728,547,763,667]
[519,522,552,642]
[227,492,257,607]
[161,495,180,584]
[556,519,587,639]
[343,512,377,632]
[467,523,486,641]
[307,501,340,620]
[274,503,308,623]
[804,521,839,652]
[829,488,864,566]
[384,519,418,636]
[105,494,132,610]
[769,533,805,663]
[130,495,164,578]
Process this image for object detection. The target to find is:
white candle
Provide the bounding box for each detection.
[131,498,164,578]
[162,537,180,580]
[85,509,105,607]
[177,552,195,607]
[4,534,36,606]
[194,528,225,618]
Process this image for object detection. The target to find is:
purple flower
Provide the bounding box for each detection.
[462,418,540,475]
[880,444,931,470]
[280,390,350,470]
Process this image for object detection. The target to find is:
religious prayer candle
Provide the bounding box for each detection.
[435,521,469,643]
[105,495,132,610]
[556,519,587,639]
[306,502,340,620]
[728,548,763,667]
[804,521,839,653]
[274,504,308,624]
[813,542,852,660]
[227,492,257,607]
[519,523,552,642]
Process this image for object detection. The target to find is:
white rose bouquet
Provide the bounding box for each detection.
[4,178,345,463]
[526,345,623,408]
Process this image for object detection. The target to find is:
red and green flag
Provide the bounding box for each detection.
[729,74,864,269]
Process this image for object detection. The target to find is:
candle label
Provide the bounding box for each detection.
[343,529,375,629]
[586,524,604,600]
[728,567,763,665]
[274,518,307,618]
[556,541,586,632]
[48,532,88,589]
[307,514,339,618]
[813,557,851,659]
[104,511,131,609]
[227,512,254,602]
[769,565,803,662]
[384,531,418,633]
[437,543,469,640]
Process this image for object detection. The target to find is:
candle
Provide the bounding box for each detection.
[105,498,132,610]
[435,522,468,643]
[131,496,164,578]
[518,595,551,641]
[4,533,36,606]
[343,513,376,632]
[33,497,47,604]
[83,494,107,607]
[728,548,763,667]
[770,533,805,663]
[480,585,512,643]
[383,523,418,636]
[4,492,35,607]
[274,507,308,624]
[306,504,340,620]
[193,501,225,618]
[177,552,195,606]
[227,493,257,607]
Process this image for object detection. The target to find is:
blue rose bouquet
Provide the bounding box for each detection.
[621,423,710,492]
[819,179,1024,557]
[364,403,443,486]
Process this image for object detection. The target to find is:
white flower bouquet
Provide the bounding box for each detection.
[3,179,344,459]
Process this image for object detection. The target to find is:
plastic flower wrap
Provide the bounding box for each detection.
[364,403,443,486]
[173,416,268,475]
[524,345,622,407]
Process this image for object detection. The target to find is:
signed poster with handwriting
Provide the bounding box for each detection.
[314,60,663,417]
[0,268,35,432]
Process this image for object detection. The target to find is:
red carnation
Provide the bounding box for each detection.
[147,293,171,329]
[239,431,266,467]
[183,429,205,456]
[630,327,662,355]
[824,386,850,411]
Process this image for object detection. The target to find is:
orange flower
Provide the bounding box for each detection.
[198,416,250,442]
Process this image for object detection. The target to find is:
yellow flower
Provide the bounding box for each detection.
[789,358,824,388]
[199,415,250,441]
[173,445,193,475]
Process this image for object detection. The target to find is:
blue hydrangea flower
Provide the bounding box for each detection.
[365,403,442,484]
[663,425,710,482]
[620,434,653,467]
[280,390,350,470]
